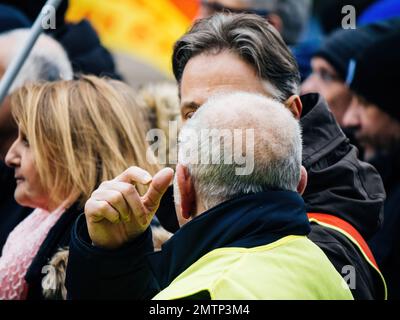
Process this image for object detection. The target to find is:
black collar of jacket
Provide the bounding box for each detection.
[147,190,310,288]
[299,93,385,240]
[300,93,347,169]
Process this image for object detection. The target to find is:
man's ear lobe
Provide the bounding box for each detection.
[176,164,196,220]
[297,166,308,195]
[285,95,303,120]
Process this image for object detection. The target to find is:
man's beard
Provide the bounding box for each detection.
[357,132,400,155]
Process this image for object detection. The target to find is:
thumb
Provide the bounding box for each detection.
[142,167,174,213]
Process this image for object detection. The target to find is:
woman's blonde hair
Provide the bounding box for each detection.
[136,82,181,168]
[10,75,160,207]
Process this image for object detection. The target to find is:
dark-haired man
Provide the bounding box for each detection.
[343,29,400,299]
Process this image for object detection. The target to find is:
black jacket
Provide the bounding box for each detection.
[368,148,400,299]
[66,191,313,299]
[301,94,386,300]
[65,93,386,300]
[301,94,385,240]
[0,161,32,252]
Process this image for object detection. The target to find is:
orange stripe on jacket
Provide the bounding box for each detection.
[307,213,378,269]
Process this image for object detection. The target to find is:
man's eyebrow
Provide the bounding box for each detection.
[181,101,200,110]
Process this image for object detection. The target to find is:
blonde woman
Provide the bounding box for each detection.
[0,76,169,300]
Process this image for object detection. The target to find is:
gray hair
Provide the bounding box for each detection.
[177,91,302,210]
[0,29,73,93]
[242,0,312,45]
[172,13,300,103]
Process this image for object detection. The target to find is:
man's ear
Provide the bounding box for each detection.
[297,166,308,195]
[285,95,303,120]
[267,13,283,34]
[176,164,196,220]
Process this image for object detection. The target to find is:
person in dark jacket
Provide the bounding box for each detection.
[0,0,121,79]
[66,14,386,300]
[343,29,400,299]
[0,76,162,300]
[67,92,353,300]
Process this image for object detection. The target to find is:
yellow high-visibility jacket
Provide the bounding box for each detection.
[154,235,354,300]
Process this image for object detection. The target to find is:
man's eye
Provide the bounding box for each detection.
[185,111,195,119]
[317,70,338,83]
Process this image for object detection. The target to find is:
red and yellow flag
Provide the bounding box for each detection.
[66,0,199,76]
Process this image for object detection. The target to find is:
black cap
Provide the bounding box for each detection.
[314,19,400,80]
[349,28,400,122]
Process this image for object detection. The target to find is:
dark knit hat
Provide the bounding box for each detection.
[349,28,400,122]
[314,19,400,80]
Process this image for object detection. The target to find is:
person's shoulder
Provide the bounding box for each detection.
[214,236,353,299]
[155,236,353,300]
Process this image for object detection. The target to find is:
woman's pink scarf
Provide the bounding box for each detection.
[0,206,65,300]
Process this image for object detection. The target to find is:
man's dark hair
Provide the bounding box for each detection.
[172,13,300,102]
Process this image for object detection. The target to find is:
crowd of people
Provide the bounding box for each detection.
[0,0,399,300]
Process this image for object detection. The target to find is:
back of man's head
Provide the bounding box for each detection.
[178,91,302,209]
[0,28,73,93]
[173,13,300,103]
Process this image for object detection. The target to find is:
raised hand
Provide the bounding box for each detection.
[84,166,174,249]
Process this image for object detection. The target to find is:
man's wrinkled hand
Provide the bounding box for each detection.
[84,166,174,249]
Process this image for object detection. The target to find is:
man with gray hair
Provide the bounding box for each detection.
[176,92,303,210]
[66,92,353,300]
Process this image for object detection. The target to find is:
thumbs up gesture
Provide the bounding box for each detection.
[84,166,174,249]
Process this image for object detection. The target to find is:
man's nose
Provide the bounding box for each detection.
[342,98,361,129]
[5,140,20,168]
